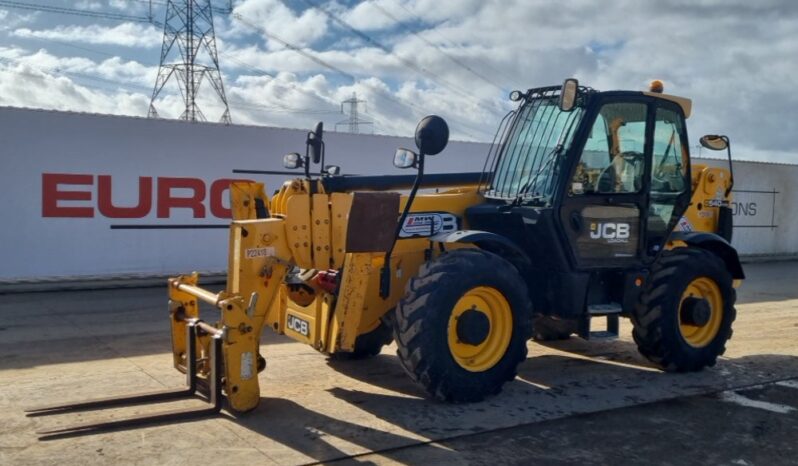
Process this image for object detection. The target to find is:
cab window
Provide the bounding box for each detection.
[647,106,689,247]
[651,107,688,194]
[571,102,647,195]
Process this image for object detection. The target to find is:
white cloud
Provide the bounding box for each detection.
[75,1,103,10]
[12,23,162,48]
[0,0,796,162]
[0,46,157,97]
[229,0,329,49]
[0,63,150,115]
[0,8,37,31]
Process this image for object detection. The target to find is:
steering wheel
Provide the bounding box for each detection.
[597,151,643,193]
[652,167,686,192]
[622,150,643,161]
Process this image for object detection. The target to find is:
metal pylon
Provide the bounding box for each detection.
[148,0,231,124]
[336,92,373,133]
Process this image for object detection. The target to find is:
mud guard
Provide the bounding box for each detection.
[432,230,532,272]
[670,231,745,279]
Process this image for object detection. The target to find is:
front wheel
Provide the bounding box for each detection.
[393,249,532,402]
[632,247,736,372]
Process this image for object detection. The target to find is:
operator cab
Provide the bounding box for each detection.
[467,80,695,325]
[472,80,692,266]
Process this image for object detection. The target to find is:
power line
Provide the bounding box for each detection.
[393,2,523,89]
[298,0,492,111]
[0,0,492,138]
[0,55,153,94]
[230,14,425,117]
[232,12,491,139]
[18,33,344,117]
[233,14,356,81]
[0,1,157,24]
[368,2,506,93]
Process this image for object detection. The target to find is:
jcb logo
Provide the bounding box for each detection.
[590,222,631,242]
[286,314,309,337]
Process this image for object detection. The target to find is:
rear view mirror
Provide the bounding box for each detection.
[307,121,324,164]
[700,134,728,151]
[394,148,417,169]
[700,134,734,196]
[559,78,578,112]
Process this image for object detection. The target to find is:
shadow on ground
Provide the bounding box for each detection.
[234,351,798,465]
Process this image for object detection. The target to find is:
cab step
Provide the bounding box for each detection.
[578,312,620,340]
[587,303,623,315]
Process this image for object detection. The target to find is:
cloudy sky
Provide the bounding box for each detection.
[0,0,795,162]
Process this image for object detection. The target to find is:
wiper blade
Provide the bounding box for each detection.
[513,144,562,205]
[512,194,546,206]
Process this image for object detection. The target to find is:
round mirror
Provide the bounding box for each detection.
[699,134,728,151]
[414,115,449,156]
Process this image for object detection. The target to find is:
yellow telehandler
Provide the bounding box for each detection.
[29,79,743,436]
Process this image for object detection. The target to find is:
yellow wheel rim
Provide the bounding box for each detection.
[678,277,723,348]
[447,286,513,372]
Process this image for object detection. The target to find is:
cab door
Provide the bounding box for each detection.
[559,98,653,268]
[645,102,692,256]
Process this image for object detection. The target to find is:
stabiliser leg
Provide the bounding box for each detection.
[25,321,224,439]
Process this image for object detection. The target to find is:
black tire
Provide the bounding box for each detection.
[393,249,532,402]
[332,320,393,360]
[631,247,736,372]
[532,316,578,341]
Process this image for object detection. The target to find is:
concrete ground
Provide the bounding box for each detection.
[1,261,797,465]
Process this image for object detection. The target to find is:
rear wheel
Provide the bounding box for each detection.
[632,247,736,372]
[394,249,532,402]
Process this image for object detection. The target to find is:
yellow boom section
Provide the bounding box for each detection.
[167,177,482,412]
[680,163,734,234]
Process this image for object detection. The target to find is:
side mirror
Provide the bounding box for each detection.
[700,134,734,196]
[700,134,728,151]
[414,115,449,156]
[393,148,417,169]
[283,152,303,169]
[307,121,324,164]
[559,78,578,112]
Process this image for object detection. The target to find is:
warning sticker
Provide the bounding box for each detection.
[240,352,253,380]
[676,216,694,232]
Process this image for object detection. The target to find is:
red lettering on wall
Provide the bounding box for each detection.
[156,177,206,218]
[42,173,247,220]
[97,175,153,218]
[42,173,94,217]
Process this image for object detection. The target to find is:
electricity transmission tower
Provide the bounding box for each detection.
[335,93,373,133]
[148,0,231,124]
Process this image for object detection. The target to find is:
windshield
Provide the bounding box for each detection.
[486,94,584,203]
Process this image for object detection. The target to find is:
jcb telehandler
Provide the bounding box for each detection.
[29,79,743,436]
